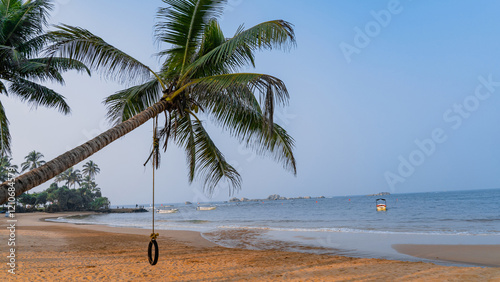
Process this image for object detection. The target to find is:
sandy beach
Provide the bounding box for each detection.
[1,213,499,281]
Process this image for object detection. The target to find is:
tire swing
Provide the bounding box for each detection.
[145,116,160,266]
[148,234,159,265]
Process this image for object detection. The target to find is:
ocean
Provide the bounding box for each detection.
[48,189,500,266]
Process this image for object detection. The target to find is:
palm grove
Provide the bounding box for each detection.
[1,151,109,211]
[0,0,296,205]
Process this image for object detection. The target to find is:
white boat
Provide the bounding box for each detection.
[196,206,216,211]
[156,208,178,214]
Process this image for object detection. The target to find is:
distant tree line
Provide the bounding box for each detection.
[1,151,110,212]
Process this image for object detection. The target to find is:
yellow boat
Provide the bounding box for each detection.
[376,198,387,211]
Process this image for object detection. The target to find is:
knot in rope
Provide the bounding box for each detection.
[150,232,159,240]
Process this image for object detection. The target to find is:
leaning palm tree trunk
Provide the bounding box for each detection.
[0,99,168,204]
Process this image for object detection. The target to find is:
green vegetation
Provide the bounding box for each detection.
[0,156,18,182]
[0,0,89,156]
[2,151,109,212]
[21,150,46,172]
[19,181,110,212]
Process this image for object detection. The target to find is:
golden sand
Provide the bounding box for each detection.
[1,213,499,281]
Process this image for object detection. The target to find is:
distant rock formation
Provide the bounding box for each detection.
[95,208,147,213]
[267,194,281,201]
[229,194,327,202]
[367,192,391,196]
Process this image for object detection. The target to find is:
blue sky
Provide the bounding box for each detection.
[5,0,500,204]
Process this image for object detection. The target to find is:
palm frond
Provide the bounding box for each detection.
[158,19,230,78]
[192,120,241,195]
[8,77,70,114]
[46,24,153,84]
[189,19,255,78]
[104,79,162,124]
[197,19,226,58]
[183,20,295,79]
[0,99,11,155]
[196,85,263,134]
[14,58,87,84]
[0,44,21,67]
[14,33,52,57]
[0,80,7,95]
[192,73,289,104]
[40,56,90,74]
[155,0,226,75]
[194,85,297,174]
[158,47,185,78]
[0,45,12,61]
[2,0,53,46]
[15,59,64,83]
[0,12,5,44]
[172,114,196,182]
[252,123,296,174]
[25,57,91,80]
[184,72,289,129]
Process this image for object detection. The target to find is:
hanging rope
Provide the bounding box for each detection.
[147,116,160,266]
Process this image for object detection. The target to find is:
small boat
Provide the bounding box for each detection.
[156,208,178,214]
[376,198,387,211]
[196,206,216,211]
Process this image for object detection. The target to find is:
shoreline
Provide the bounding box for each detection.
[27,212,500,267]
[34,212,217,249]
[30,212,500,267]
[1,213,499,280]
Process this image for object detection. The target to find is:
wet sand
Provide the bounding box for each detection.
[393,244,500,268]
[1,213,499,281]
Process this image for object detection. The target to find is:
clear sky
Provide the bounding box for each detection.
[6,0,500,205]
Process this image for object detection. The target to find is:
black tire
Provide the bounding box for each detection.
[148,239,159,265]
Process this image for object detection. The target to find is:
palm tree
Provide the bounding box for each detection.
[80,175,99,193]
[21,150,46,172]
[0,156,18,182]
[55,167,82,188]
[66,168,82,188]
[0,0,90,155]
[0,0,296,204]
[54,168,69,185]
[82,160,100,180]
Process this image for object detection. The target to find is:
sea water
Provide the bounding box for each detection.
[48,189,500,265]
